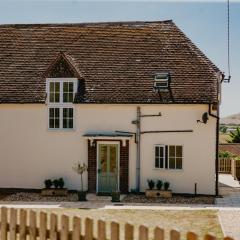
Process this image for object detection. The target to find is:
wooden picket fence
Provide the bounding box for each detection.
[0,207,234,240]
[219,158,232,173]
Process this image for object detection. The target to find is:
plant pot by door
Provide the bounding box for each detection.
[78,191,87,201]
[111,191,121,202]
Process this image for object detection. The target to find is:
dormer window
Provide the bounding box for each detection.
[154,72,170,91]
[46,78,77,130]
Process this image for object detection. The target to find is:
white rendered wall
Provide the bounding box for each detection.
[0,104,216,195]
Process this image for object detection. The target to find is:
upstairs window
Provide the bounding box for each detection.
[155,145,183,170]
[46,78,77,130]
[63,82,74,103]
[49,82,60,103]
[154,73,170,91]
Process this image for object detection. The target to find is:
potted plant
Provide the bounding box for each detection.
[73,163,88,201]
[156,180,163,190]
[53,179,59,188]
[147,179,155,190]
[164,181,170,191]
[44,179,52,189]
[58,178,65,189]
[111,174,121,202]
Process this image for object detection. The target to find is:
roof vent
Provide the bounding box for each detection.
[154,72,170,91]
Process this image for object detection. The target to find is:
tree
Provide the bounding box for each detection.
[228,127,240,143]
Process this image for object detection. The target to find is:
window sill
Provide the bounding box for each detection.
[153,168,183,172]
[47,128,76,132]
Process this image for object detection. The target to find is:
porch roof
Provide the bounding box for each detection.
[83,131,133,138]
[83,131,133,146]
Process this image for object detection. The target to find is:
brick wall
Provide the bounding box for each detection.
[87,140,129,193]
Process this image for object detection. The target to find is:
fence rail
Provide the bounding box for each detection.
[0,207,234,240]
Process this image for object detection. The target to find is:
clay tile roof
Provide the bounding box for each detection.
[219,144,240,157]
[0,20,222,104]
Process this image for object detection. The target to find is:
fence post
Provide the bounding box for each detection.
[61,215,69,240]
[29,210,37,240]
[170,229,180,240]
[72,216,81,240]
[85,218,93,240]
[187,232,198,240]
[111,222,120,240]
[39,212,47,240]
[0,207,8,240]
[19,209,27,240]
[125,223,134,240]
[139,225,148,240]
[50,213,58,240]
[97,220,106,240]
[154,227,164,240]
[10,208,17,240]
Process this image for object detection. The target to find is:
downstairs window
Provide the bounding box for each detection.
[155,145,183,170]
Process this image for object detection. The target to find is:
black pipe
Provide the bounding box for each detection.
[141,130,193,134]
[208,104,219,197]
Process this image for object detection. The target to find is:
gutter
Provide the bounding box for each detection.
[208,104,219,197]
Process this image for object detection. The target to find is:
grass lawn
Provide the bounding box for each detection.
[30,208,223,240]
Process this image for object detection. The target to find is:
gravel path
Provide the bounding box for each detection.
[218,210,240,239]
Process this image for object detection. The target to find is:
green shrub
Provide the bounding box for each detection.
[58,178,65,188]
[164,181,170,191]
[156,180,163,190]
[53,179,59,188]
[147,179,155,190]
[44,179,52,189]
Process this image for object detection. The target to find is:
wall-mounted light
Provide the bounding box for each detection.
[197,112,209,124]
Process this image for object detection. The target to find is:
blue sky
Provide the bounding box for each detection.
[0,0,239,117]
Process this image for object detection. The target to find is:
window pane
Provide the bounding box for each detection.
[63,82,68,92]
[55,108,60,117]
[49,108,54,117]
[169,146,175,157]
[176,158,182,169]
[55,82,60,92]
[69,82,74,92]
[69,93,73,102]
[160,147,164,157]
[69,119,73,129]
[49,119,54,128]
[50,82,54,92]
[49,93,54,102]
[155,147,159,157]
[63,119,67,129]
[165,146,168,169]
[155,158,159,168]
[55,118,60,128]
[176,146,182,157]
[169,158,175,169]
[63,93,68,102]
[69,108,73,117]
[160,158,164,168]
[63,108,67,118]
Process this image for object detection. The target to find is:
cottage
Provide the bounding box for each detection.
[0,21,222,195]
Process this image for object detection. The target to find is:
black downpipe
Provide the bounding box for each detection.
[208,104,219,196]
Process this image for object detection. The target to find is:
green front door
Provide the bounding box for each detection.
[98,144,119,193]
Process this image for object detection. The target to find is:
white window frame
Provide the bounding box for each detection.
[154,144,184,170]
[154,73,169,89]
[154,145,165,169]
[46,78,78,131]
[168,145,183,170]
